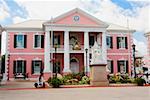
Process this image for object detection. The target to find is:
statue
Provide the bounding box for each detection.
[91,41,104,65]
[73,40,81,50]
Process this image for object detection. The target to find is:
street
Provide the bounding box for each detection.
[0,87,149,100]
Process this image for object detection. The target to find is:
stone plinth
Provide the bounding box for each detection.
[90,64,109,86]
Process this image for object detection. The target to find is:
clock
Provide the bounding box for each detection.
[73,15,80,22]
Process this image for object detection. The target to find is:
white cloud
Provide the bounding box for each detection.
[14,0,81,20]
[0,0,10,21]
[12,16,26,23]
[0,7,9,21]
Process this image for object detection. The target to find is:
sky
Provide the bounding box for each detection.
[0,0,150,56]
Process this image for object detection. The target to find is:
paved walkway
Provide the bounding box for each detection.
[0,81,35,90]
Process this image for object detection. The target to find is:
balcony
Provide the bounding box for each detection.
[50,44,85,53]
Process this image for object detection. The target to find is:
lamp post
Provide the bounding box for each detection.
[85,48,88,76]
[132,44,136,78]
[54,44,58,78]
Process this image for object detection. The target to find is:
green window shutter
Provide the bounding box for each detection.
[41,35,44,48]
[24,35,27,48]
[13,61,16,74]
[14,35,17,48]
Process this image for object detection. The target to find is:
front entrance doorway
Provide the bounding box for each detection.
[13,60,26,79]
[70,58,79,73]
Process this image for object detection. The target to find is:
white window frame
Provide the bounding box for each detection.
[16,35,25,49]
[107,60,112,73]
[32,60,42,75]
[15,60,25,73]
[33,34,42,49]
[118,37,126,49]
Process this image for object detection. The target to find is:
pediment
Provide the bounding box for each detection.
[45,8,108,27]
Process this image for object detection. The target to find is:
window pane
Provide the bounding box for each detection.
[16,60,24,73]
[118,37,126,48]
[17,35,24,48]
[34,35,41,48]
[33,61,41,74]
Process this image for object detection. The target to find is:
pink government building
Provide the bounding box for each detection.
[2,8,135,80]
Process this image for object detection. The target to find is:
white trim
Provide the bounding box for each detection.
[107,31,132,35]
[45,26,106,32]
[33,57,42,61]
[9,52,44,55]
[6,28,44,32]
[14,32,26,35]
[15,57,25,60]
[118,57,127,60]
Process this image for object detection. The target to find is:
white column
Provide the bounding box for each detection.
[102,32,107,64]
[2,31,8,82]
[44,31,51,73]
[63,31,71,72]
[84,31,90,73]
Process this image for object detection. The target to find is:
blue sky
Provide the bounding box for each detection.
[0,0,149,55]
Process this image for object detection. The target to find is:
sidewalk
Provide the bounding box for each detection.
[0,81,35,90]
[0,81,149,91]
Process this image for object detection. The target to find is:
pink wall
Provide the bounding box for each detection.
[107,33,130,54]
[8,55,44,78]
[107,32,132,74]
[54,12,99,26]
[107,55,131,74]
[8,32,44,53]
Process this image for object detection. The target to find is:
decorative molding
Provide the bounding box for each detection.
[33,57,42,61]
[9,52,44,55]
[15,57,25,60]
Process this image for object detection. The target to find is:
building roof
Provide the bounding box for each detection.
[5,19,135,32]
[5,20,46,29]
[106,23,135,32]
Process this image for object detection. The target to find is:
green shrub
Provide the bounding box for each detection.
[108,73,132,84]
[79,76,90,84]
[135,78,145,86]
[50,77,62,88]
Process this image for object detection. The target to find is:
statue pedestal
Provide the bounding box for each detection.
[90,64,109,86]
